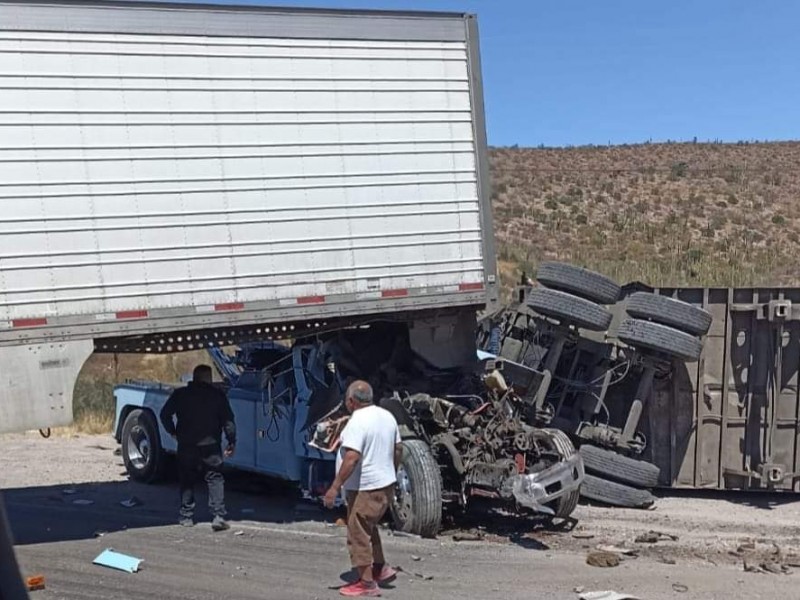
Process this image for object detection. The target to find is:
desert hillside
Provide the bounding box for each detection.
[490,141,800,292]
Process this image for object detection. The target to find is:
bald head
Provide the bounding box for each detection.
[346,380,373,408]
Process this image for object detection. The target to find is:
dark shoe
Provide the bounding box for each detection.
[339,580,380,597]
[179,517,194,528]
[373,564,397,586]
[211,515,230,531]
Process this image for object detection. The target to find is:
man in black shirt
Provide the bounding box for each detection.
[160,364,236,531]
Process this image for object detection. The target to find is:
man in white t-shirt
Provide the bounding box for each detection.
[323,380,402,597]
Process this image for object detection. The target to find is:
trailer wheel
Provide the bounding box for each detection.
[617,318,703,362]
[390,439,442,537]
[625,292,712,336]
[121,409,168,483]
[542,429,581,518]
[528,288,612,332]
[580,474,655,509]
[536,262,621,305]
[579,445,661,488]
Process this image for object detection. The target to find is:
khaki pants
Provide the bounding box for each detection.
[345,486,393,568]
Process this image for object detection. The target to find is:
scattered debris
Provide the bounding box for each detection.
[72,499,94,506]
[634,530,678,543]
[586,551,621,568]
[672,583,689,593]
[572,532,595,540]
[411,555,422,562]
[61,488,77,496]
[578,592,640,600]
[25,575,45,592]
[120,497,143,508]
[234,530,245,537]
[453,533,484,542]
[597,545,638,557]
[93,549,143,573]
[93,530,108,538]
[574,586,585,594]
[655,555,676,565]
[396,565,433,581]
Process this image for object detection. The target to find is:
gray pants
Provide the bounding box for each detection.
[177,444,225,518]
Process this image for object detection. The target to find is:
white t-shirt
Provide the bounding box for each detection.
[337,405,401,492]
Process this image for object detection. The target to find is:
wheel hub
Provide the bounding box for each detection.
[127,424,152,470]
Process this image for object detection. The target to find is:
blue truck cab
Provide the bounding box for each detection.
[113,342,344,497]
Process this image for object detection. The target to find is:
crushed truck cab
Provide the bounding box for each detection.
[114,327,584,536]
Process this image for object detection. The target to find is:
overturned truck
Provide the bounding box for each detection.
[478,262,713,508]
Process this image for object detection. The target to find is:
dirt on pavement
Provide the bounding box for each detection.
[2,432,800,600]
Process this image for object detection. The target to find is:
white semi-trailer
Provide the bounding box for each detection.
[0,0,496,434]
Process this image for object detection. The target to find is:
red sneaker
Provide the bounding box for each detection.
[339,580,381,597]
[373,564,397,585]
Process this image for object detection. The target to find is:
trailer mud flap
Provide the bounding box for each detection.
[0,340,93,434]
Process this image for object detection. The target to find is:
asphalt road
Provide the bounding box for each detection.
[4,433,799,600]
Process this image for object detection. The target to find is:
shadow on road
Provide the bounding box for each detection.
[4,468,341,547]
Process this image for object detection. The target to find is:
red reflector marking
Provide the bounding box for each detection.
[381,289,408,298]
[214,302,244,312]
[459,282,484,292]
[116,310,148,319]
[297,295,325,305]
[12,318,47,328]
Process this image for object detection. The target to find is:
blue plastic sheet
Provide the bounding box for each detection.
[93,549,143,573]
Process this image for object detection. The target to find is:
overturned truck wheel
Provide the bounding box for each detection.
[625,292,712,337]
[579,444,661,489]
[617,318,703,362]
[528,287,613,332]
[581,474,655,509]
[536,262,621,305]
[390,439,442,537]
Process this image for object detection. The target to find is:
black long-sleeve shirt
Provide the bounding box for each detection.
[159,381,236,448]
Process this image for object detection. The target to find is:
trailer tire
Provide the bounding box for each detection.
[528,288,612,332]
[579,445,660,488]
[625,292,712,336]
[581,474,655,509]
[536,262,621,305]
[542,429,581,518]
[617,318,703,362]
[390,439,442,537]
[121,409,168,484]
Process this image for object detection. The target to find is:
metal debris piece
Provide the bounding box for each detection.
[596,545,638,556]
[634,530,678,543]
[586,551,621,568]
[234,530,245,537]
[411,555,422,562]
[579,592,640,600]
[395,565,433,581]
[672,583,689,593]
[572,532,595,540]
[453,533,483,542]
[62,488,77,496]
[93,530,108,538]
[120,497,142,508]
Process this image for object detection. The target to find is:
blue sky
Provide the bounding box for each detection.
[146,0,800,147]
